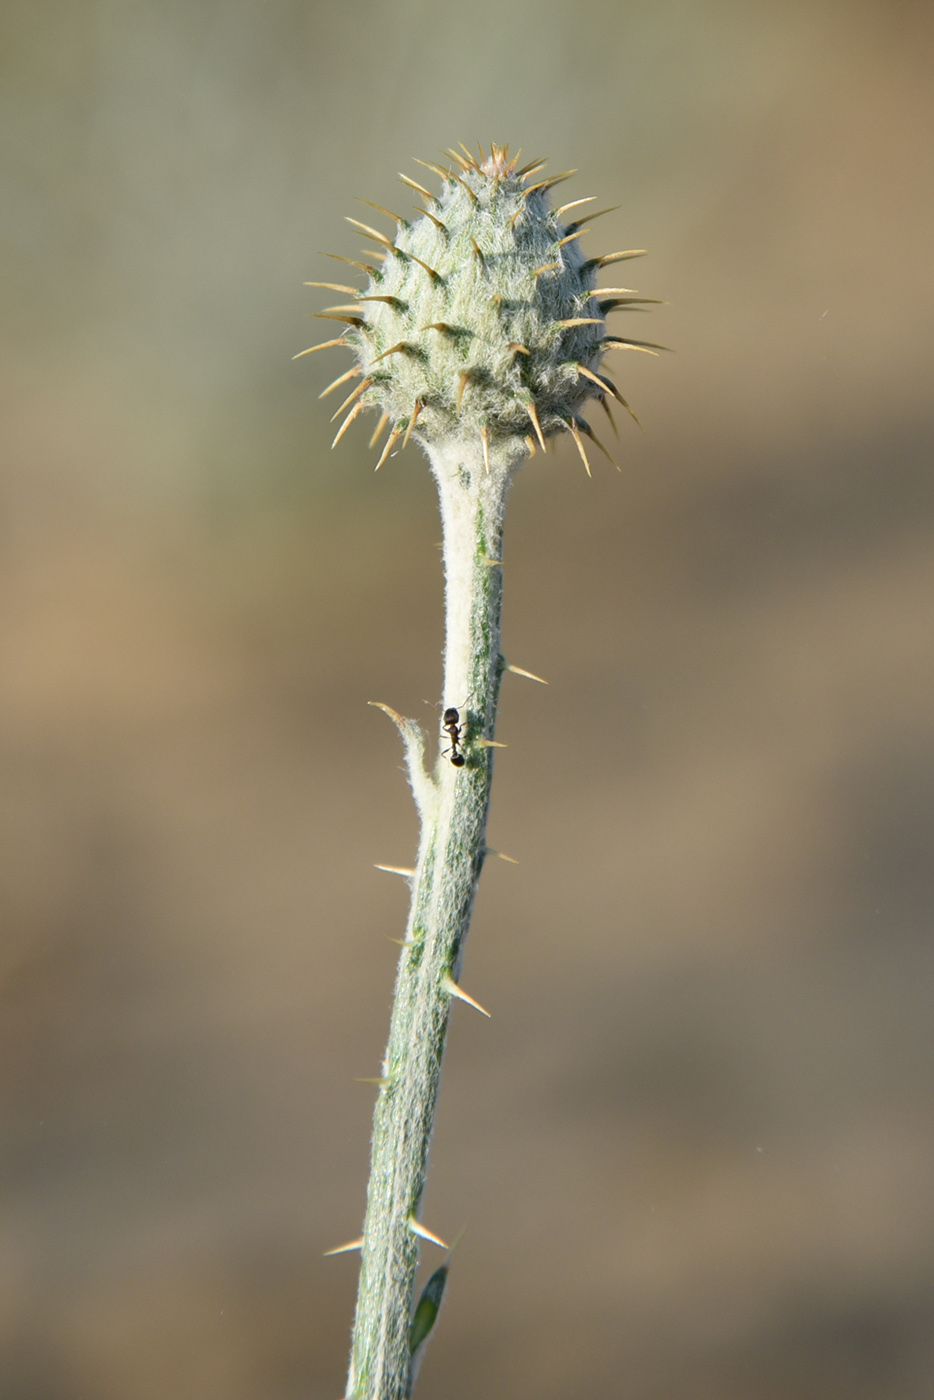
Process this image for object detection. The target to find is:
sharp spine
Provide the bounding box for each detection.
[331,400,365,447]
[374,426,402,470]
[442,975,491,1017]
[292,337,347,359]
[330,378,371,421]
[319,365,361,398]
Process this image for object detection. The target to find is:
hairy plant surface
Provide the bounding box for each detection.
[302,142,662,1400]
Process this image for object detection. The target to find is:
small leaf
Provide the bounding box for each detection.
[409,1265,448,1354]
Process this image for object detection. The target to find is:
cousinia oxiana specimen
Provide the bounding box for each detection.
[299,142,665,1400]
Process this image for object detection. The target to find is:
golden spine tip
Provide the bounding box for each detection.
[526,400,547,453]
[324,1238,364,1257]
[331,400,365,448]
[319,365,362,399]
[408,1217,449,1250]
[292,336,347,360]
[374,427,402,470]
[329,378,371,422]
[505,663,548,684]
[567,420,592,476]
[442,975,491,1018]
[401,402,422,451]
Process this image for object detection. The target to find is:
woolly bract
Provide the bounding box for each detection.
[304,144,660,474]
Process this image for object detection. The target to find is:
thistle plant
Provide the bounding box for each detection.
[299,142,663,1400]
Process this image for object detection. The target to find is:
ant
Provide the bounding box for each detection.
[441,706,467,768]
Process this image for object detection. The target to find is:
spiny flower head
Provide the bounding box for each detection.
[300,143,665,474]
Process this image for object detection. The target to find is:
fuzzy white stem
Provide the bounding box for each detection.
[346,437,526,1400]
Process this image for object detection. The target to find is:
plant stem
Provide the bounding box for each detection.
[347,439,524,1400]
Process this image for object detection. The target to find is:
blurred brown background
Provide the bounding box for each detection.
[2,1,934,1396]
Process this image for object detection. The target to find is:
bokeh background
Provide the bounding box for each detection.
[2,1,934,1396]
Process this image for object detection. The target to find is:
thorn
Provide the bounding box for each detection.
[330,378,371,421]
[345,217,395,249]
[575,362,611,394]
[584,205,621,222]
[474,140,486,164]
[481,554,502,567]
[470,237,484,263]
[601,341,659,357]
[420,208,447,233]
[313,313,366,327]
[556,318,603,329]
[442,975,490,1018]
[596,378,641,428]
[591,287,639,297]
[405,250,443,280]
[525,170,577,196]
[292,337,348,360]
[386,935,417,946]
[478,738,507,748]
[457,370,471,410]
[304,281,358,294]
[354,1077,391,1087]
[517,157,547,177]
[590,250,648,269]
[508,342,530,355]
[487,847,520,863]
[357,294,406,309]
[526,400,547,453]
[323,252,380,275]
[566,205,619,232]
[480,426,491,474]
[603,337,672,354]
[321,366,361,401]
[372,341,409,364]
[398,172,434,201]
[331,400,365,448]
[324,1238,363,1257]
[592,372,629,411]
[374,864,416,878]
[599,394,619,437]
[505,663,548,684]
[555,196,596,217]
[401,402,422,450]
[320,303,367,315]
[357,198,407,226]
[446,147,473,171]
[599,297,664,310]
[567,420,592,476]
[369,411,390,448]
[374,427,402,470]
[450,172,478,202]
[532,262,560,278]
[600,305,653,317]
[412,158,451,182]
[577,418,620,470]
[524,434,537,456]
[556,228,589,248]
[408,1217,449,1249]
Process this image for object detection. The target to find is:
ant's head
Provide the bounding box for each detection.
[442,707,460,726]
